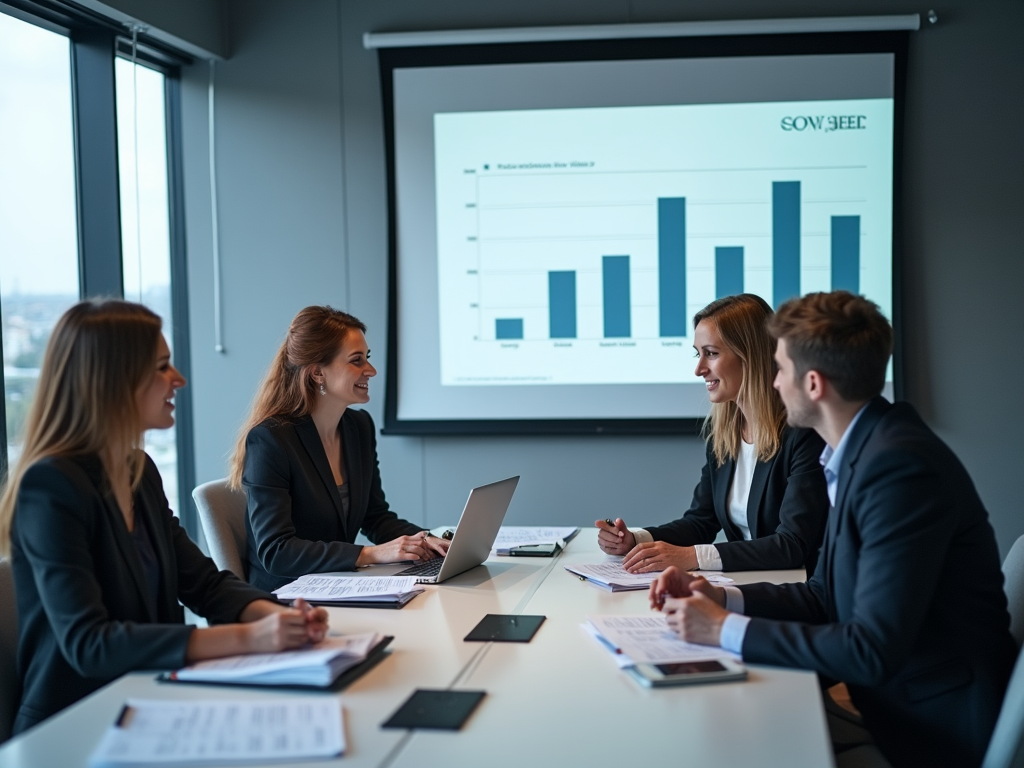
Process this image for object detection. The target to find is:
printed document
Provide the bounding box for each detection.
[586,614,739,666]
[566,559,733,591]
[274,575,421,602]
[492,526,580,554]
[89,697,344,766]
[171,634,382,687]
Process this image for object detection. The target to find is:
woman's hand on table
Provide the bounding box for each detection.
[356,531,448,566]
[243,598,329,652]
[595,518,635,555]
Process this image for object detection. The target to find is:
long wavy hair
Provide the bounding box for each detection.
[695,294,786,467]
[228,306,366,489]
[0,299,163,556]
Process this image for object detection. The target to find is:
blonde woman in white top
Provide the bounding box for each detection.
[596,294,829,574]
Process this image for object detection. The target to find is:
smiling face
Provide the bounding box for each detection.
[316,330,376,407]
[693,319,744,405]
[135,334,186,431]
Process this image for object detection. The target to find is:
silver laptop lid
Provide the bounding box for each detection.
[434,476,519,583]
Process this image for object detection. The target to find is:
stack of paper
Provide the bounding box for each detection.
[169,633,386,688]
[565,560,734,591]
[584,614,739,667]
[491,526,580,555]
[273,575,423,607]
[89,697,344,766]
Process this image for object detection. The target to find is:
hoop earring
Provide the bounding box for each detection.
[319,382,327,396]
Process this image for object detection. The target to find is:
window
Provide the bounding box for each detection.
[0,12,81,467]
[115,57,179,515]
[0,6,194,534]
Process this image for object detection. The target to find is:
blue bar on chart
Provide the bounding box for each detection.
[602,255,631,338]
[772,181,801,307]
[548,271,577,338]
[495,318,523,340]
[831,216,861,293]
[715,247,744,299]
[658,197,687,336]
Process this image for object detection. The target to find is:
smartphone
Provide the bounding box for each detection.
[508,543,562,557]
[626,658,747,687]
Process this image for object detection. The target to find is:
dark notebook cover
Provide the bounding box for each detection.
[464,614,545,642]
[381,690,486,730]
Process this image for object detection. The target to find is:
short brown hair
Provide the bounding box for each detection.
[767,291,892,402]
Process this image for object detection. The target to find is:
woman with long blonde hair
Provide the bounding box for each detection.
[1,300,328,735]
[596,294,829,573]
[230,306,447,592]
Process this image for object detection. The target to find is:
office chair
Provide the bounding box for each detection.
[1003,535,1024,649]
[0,559,20,744]
[982,645,1024,768]
[192,479,249,580]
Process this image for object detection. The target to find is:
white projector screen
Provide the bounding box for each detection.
[380,33,905,434]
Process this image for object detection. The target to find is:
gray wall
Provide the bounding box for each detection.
[179,0,1024,554]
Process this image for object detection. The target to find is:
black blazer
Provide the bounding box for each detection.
[243,409,423,592]
[739,398,1015,768]
[644,426,828,571]
[11,453,268,735]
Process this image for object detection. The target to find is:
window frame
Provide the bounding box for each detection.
[0,1,197,536]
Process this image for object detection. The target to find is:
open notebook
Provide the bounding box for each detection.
[161,633,390,689]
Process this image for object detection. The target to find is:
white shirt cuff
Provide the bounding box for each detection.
[723,586,745,614]
[694,544,723,571]
[630,528,654,544]
[720,613,751,656]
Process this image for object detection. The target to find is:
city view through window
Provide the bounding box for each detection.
[116,56,179,516]
[0,13,80,468]
[1,14,181,516]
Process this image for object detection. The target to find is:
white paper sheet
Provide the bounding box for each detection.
[273,575,420,601]
[172,634,380,684]
[491,526,579,554]
[89,697,344,766]
[586,614,739,665]
[566,559,734,590]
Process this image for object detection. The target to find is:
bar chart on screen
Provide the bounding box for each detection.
[433,99,893,387]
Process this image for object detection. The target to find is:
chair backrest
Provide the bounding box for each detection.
[0,558,20,744]
[983,645,1024,768]
[192,479,249,580]
[1003,535,1024,649]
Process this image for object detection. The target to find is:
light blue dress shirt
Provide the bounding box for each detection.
[718,404,869,655]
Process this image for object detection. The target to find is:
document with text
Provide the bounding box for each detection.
[586,614,740,666]
[566,559,733,591]
[89,697,344,766]
[169,634,385,687]
[492,526,580,554]
[273,574,422,603]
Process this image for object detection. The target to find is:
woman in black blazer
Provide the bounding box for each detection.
[1,300,328,735]
[230,306,448,592]
[597,294,828,573]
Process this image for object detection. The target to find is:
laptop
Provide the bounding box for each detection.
[395,476,519,584]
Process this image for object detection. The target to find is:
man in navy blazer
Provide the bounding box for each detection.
[651,291,1015,768]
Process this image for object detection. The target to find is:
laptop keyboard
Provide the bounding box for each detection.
[395,558,445,578]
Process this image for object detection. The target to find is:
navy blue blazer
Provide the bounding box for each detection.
[11,453,268,734]
[243,409,423,592]
[738,398,1015,768]
[645,426,829,572]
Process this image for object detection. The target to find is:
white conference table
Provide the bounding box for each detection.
[0,530,833,768]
